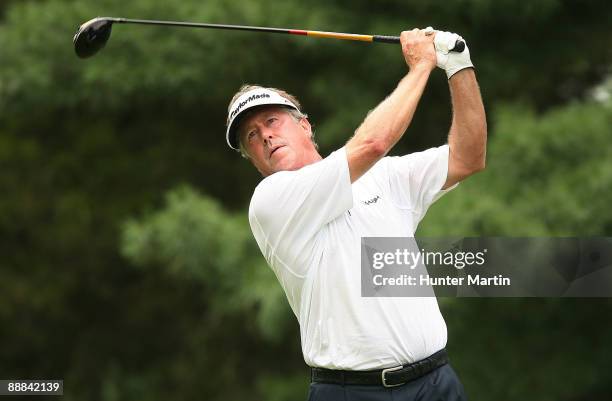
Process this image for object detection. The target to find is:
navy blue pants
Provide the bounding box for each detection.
[307,364,467,401]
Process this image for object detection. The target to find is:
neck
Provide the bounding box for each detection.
[305,151,323,165]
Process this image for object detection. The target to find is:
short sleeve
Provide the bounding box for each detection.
[385,144,457,222]
[248,147,353,279]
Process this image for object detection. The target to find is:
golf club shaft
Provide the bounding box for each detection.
[107,18,441,46]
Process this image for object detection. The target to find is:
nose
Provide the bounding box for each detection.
[262,131,275,146]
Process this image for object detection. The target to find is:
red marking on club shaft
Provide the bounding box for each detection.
[289,29,308,36]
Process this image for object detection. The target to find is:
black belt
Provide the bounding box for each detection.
[311,348,449,388]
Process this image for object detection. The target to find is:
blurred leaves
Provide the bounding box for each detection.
[420,99,612,236]
[122,186,247,280]
[120,186,294,340]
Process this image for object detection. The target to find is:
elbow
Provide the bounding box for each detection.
[470,151,487,175]
[472,148,487,173]
[479,149,487,171]
[472,159,486,174]
[456,163,484,181]
[452,150,486,180]
[469,124,488,174]
[476,126,488,172]
[357,136,389,160]
[468,149,487,175]
[369,138,390,159]
[449,121,487,178]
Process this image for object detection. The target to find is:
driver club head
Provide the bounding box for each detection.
[73,17,114,58]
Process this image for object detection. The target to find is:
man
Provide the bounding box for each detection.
[225,28,486,401]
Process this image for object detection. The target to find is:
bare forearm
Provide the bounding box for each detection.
[355,66,431,148]
[448,68,487,172]
[346,65,432,182]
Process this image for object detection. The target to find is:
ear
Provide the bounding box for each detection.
[299,117,312,137]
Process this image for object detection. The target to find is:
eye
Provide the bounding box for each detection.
[267,117,278,125]
[247,131,256,141]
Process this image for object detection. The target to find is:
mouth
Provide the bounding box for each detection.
[269,145,285,159]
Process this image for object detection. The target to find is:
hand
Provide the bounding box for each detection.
[400,28,437,72]
[432,29,474,79]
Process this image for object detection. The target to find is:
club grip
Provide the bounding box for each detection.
[373,35,465,52]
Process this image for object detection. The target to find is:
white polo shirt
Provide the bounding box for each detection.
[248,145,456,370]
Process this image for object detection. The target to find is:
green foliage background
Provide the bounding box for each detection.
[1,0,611,400]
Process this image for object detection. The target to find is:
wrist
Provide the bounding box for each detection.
[446,63,474,79]
[448,66,475,81]
[409,62,434,74]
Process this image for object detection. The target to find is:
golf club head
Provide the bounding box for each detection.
[74,17,114,58]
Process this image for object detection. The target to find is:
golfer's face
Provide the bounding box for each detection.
[239,106,313,176]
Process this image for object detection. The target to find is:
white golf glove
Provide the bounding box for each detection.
[425,27,474,79]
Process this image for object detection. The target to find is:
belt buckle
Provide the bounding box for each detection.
[381,365,403,388]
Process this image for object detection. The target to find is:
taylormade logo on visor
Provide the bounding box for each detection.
[225,88,299,150]
[230,93,271,120]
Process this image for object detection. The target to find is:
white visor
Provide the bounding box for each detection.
[226,88,300,150]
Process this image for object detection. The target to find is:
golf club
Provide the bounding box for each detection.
[73,17,466,59]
